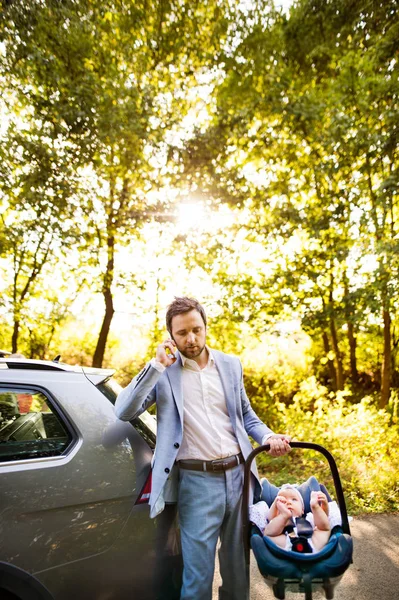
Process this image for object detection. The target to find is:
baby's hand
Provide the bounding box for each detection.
[276,496,292,517]
[310,491,329,515]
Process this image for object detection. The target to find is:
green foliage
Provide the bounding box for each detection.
[242,331,313,416]
[1,0,399,513]
[254,376,399,514]
[0,0,233,364]
[172,0,399,406]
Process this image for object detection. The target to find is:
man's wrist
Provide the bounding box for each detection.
[150,358,166,373]
[262,433,274,446]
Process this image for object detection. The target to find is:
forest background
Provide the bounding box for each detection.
[0,0,398,514]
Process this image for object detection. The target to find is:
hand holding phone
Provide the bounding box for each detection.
[156,339,177,367]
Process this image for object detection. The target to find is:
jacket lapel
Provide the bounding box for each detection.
[166,355,184,427]
[213,351,237,433]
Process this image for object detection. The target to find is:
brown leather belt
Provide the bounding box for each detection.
[178,453,244,472]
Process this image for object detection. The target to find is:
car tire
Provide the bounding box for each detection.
[0,563,54,600]
[0,590,20,600]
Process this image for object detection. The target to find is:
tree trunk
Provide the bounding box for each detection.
[92,227,115,368]
[92,287,115,368]
[322,331,337,391]
[380,306,391,408]
[10,234,53,355]
[343,274,358,384]
[347,320,358,384]
[366,155,392,406]
[11,318,20,354]
[12,265,20,353]
[330,316,344,390]
[150,268,162,354]
[328,279,344,390]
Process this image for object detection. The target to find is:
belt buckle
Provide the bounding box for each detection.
[211,457,231,472]
[211,458,224,472]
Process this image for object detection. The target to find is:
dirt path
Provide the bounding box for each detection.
[212,514,399,600]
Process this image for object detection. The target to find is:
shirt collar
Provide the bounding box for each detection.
[180,345,214,370]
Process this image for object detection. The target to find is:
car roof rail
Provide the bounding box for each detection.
[0,358,115,377]
[0,358,81,372]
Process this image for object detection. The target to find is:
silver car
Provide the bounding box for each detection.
[0,357,182,600]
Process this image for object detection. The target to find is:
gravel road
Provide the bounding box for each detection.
[212,513,399,600]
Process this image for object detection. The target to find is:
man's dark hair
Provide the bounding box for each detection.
[166,297,207,335]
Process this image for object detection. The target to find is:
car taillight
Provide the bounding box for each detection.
[135,470,152,505]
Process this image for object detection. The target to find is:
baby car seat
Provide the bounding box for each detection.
[251,476,353,600]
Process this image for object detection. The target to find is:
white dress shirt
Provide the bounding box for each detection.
[177,349,240,460]
[151,347,273,461]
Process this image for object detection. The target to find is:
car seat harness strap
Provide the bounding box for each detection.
[283,516,314,554]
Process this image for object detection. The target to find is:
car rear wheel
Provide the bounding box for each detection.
[0,590,20,600]
[0,563,54,600]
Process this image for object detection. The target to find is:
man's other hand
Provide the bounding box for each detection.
[156,339,177,367]
[267,434,291,457]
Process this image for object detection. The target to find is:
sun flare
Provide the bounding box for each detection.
[176,202,207,230]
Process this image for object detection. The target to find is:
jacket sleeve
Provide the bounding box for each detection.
[239,360,274,444]
[114,362,161,421]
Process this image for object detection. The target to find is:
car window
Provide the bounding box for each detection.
[97,377,157,450]
[0,387,73,462]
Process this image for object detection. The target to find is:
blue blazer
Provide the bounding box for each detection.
[115,349,273,517]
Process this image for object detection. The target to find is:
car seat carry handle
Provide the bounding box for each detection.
[242,441,351,583]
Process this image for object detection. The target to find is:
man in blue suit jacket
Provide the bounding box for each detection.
[115,297,291,600]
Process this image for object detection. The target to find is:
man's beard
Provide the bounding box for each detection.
[178,343,206,359]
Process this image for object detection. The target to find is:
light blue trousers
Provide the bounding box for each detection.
[178,463,248,600]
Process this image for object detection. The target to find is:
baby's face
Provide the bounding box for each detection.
[277,489,303,517]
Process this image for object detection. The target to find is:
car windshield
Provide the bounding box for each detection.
[97,377,157,445]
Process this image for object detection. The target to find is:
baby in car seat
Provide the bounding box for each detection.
[262,484,331,553]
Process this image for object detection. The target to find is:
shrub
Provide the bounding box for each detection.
[255,377,399,514]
